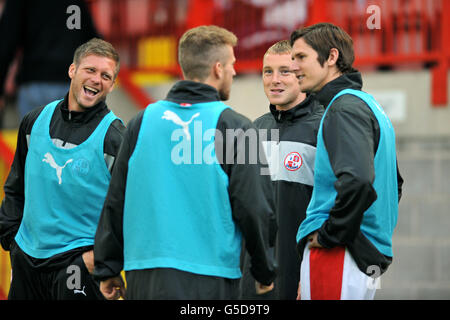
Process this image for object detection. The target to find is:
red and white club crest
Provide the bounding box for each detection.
[284,152,302,171]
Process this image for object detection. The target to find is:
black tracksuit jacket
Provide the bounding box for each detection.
[240,94,324,299]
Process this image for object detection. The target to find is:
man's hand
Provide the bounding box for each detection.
[255,281,274,295]
[82,250,95,274]
[100,276,126,300]
[307,231,323,249]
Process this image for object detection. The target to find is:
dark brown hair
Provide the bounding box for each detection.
[290,23,355,74]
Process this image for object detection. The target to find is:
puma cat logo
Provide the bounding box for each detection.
[42,152,73,185]
[162,110,200,141]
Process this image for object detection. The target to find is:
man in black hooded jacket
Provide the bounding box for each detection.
[240,40,323,300]
[291,23,403,300]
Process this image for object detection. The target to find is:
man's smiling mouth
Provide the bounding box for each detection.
[84,85,99,96]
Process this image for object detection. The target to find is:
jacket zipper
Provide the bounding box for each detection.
[62,111,72,147]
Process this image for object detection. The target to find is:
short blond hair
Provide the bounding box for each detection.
[73,38,120,78]
[264,40,292,57]
[178,25,237,81]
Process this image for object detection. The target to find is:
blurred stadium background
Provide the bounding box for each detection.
[1,0,450,300]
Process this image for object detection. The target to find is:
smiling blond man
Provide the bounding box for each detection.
[240,40,324,300]
[262,40,306,111]
[1,38,125,300]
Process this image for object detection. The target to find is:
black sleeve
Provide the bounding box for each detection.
[397,160,403,203]
[0,106,43,250]
[216,108,276,285]
[93,111,144,281]
[0,0,24,96]
[317,95,378,248]
[252,113,277,247]
[103,118,126,173]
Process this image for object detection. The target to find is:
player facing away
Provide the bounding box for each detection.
[93,25,276,300]
[240,40,323,299]
[291,23,403,300]
[0,38,125,300]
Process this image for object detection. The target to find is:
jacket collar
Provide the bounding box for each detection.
[59,93,108,124]
[315,71,363,107]
[269,93,320,122]
[165,80,221,104]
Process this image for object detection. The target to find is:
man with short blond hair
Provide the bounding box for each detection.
[1,38,125,300]
[94,25,275,300]
[240,40,323,299]
[178,25,237,82]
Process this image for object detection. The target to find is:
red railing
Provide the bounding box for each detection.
[0,131,14,300]
[0,137,13,168]
[316,0,450,106]
[87,0,449,107]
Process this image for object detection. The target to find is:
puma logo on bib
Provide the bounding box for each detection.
[162,110,200,141]
[42,152,73,185]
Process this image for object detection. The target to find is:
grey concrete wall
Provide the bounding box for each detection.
[348,71,450,299]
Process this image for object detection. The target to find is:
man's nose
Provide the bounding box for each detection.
[271,71,281,83]
[290,60,300,74]
[91,72,101,83]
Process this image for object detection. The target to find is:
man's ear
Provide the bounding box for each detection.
[327,48,339,67]
[108,80,116,93]
[213,61,223,79]
[68,63,76,79]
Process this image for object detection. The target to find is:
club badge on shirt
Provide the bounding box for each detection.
[284,151,303,171]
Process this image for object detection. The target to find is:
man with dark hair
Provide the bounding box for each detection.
[0,38,125,300]
[240,40,323,300]
[93,25,275,300]
[290,23,403,300]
